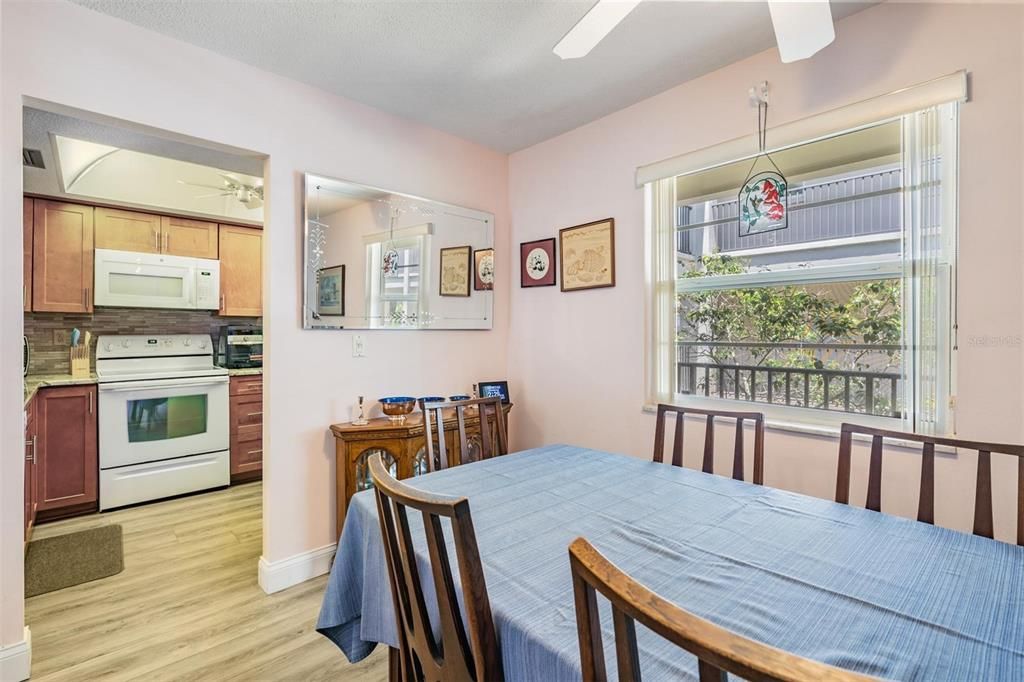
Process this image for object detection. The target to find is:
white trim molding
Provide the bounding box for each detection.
[636,70,967,186]
[0,627,32,682]
[258,544,337,595]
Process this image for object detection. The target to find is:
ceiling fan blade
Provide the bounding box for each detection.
[553,0,641,60]
[194,192,234,199]
[768,0,835,63]
[178,179,229,191]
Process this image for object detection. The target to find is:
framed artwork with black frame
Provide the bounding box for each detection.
[478,380,510,404]
[520,237,556,288]
[439,245,472,297]
[317,264,345,316]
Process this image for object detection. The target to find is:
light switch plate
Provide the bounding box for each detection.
[352,334,366,358]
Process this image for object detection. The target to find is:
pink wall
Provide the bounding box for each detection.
[0,0,508,648]
[508,2,1024,537]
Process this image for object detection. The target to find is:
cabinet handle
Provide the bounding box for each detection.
[164,233,170,252]
[26,436,36,462]
[249,449,262,456]
[88,391,93,414]
[220,293,226,314]
[83,287,90,310]
[23,285,26,309]
[246,411,263,418]
[154,229,160,251]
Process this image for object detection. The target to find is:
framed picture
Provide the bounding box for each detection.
[559,218,615,292]
[439,245,471,297]
[478,380,510,404]
[317,264,345,315]
[520,237,556,288]
[474,248,494,291]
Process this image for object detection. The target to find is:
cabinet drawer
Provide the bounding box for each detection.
[230,395,263,427]
[229,376,262,397]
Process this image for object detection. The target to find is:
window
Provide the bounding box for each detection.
[366,236,429,327]
[646,104,958,433]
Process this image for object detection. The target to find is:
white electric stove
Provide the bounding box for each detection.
[96,334,229,510]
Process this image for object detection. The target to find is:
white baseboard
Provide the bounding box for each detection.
[258,543,337,594]
[0,627,31,682]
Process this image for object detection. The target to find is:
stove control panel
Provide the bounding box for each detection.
[96,334,215,360]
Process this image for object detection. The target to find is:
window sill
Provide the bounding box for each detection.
[641,400,958,455]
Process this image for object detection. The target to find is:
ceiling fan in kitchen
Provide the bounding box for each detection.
[179,173,264,209]
[553,0,835,64]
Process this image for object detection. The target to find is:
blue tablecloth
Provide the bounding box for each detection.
[317,444,1024,680]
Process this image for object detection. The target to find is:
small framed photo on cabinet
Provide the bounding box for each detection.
[520,238,556,288]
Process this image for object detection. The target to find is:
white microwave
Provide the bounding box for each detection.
[94,249,220,311]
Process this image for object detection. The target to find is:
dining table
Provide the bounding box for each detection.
[316,444,1024,680]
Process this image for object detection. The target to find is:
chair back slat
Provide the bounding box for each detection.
[701,415,715,475]
[836,423,1024,546]
[652,404,765,485]
[866,435,884,512]
[918,442,936,525]
[370,453,503,681]
[974,450,993,539]
[421,397,509,472]
[568,537,876,682]
[732,419,744,481]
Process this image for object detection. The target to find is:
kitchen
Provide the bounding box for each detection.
[21,105,265,598]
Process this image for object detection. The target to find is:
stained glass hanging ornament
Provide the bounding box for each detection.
[382,208,400,277]
[738,99,788,237]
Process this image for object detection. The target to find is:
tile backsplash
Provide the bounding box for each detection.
[25,308,260,375]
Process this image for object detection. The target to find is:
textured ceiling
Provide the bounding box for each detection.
[69,1,869,153]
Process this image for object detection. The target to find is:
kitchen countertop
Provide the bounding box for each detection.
[227,367,263,377]
[24,373,98,408]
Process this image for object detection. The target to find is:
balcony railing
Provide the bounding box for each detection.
[676,341,903,418]
[678,167,902,256]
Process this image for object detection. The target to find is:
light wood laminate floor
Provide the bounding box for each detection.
[26,482,387,681]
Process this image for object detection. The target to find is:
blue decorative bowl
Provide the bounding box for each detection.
[419,396,445,408]
[449,394,471,402]
[380,396,416,421]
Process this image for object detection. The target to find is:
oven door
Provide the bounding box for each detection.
[98,375,229,469]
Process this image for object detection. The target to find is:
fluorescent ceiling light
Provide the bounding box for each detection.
[768,0,835,63]
[553,0,641,60]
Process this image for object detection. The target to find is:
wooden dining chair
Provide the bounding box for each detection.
[568,537,874,682]
[369,453,503,682]
[652,404,765,485]
[420,397,509,472]
[836,423,1024,546]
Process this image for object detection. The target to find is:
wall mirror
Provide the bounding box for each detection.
[303,174,494,330]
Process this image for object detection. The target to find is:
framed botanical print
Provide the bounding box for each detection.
[520,237,556,288]
[559,218,615,292]
[474,248,494,291]
[317,264,346,316]
[439,245,471,297]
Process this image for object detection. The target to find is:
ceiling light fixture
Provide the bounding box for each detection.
[767,0,835,63]
[553,0,641,60]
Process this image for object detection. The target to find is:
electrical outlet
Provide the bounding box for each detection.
[53,329,70,346]
[353,334,366,358]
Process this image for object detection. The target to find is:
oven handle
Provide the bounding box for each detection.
[99,376,230,392]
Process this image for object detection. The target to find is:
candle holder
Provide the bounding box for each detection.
[352,395,369,426]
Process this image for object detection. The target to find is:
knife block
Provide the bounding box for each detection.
[69,345,91,378]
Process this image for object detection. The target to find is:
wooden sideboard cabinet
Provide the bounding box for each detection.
[329,404,512,536]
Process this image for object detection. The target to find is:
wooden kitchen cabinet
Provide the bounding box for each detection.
[95,208,218,259]
[24,397,37,543]
[229,375,263,481]
[35,385,98,519]
[161,216,218,259]
[95,206,162,253]
[219,225,262,316]
[32,200,94,313]
[23,197,33,312]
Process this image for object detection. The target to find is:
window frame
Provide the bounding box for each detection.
[645,112,958,434]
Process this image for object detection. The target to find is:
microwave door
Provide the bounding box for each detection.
[94,250,195,309]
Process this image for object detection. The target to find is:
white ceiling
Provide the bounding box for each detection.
[69,1,870,153]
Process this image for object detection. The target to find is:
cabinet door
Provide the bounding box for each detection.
[218,225,262,316]
[23,197,33,312]
[162,216,218,259]
[32,200,94,313]
[95,207,161,254]
[35,385,98,512]
[24,400,37,541]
